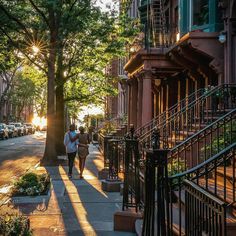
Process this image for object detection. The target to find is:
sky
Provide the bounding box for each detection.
[78,105,104,126]
[95,0,118,12]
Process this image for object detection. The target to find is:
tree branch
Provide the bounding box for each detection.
[0,27,47,74]
[28,0,50,28]
[0,4,32,39]
[64,0,79,25]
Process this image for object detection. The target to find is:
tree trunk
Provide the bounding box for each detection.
[55,84,66,155]
[41,32,57,165]
[55,43,66,156]
[41,58,57,165]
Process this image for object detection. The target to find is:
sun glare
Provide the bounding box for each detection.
[32,115,47,129]
[32,45,40,54]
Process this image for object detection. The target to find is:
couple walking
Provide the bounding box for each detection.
[64,124,90,179]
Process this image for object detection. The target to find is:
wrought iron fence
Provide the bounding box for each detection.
[122,136,141,212]
[167,143,236,235]
[140,143,234,235]
[168,108,236,171]
[140,84,236,150]
[142,149,170,236]
[98,133,113,169]
[107,139,120,181]
[184,180,227,236]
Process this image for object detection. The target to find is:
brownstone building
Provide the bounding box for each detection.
[124,0,236,129]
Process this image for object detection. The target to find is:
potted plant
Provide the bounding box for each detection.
[10,172,51,204]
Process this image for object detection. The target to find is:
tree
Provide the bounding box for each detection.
[21,65,47,118]
[0,0,138,164]
[0,35,22,122]
[7,66,46,121]
[9,72,35,120]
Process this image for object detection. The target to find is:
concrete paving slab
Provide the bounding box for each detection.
[62,202,122,222]
[63,193,122,203]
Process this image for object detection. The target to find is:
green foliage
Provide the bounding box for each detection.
[21,66,47,117]
[99,120,116,135]
[168,158,186,176]
[120,114,128,124]
[168,159,186,191]
[7,65,46,119]
[0,0,137,108]
[202,121,236,159]
[90,113,104,127]
[11,172,50,197]
[0,214,32,236]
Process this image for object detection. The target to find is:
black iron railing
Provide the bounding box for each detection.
[105,136,126,181]
[107,139,120,181]
[140,143,235,235]
[142,149,170,236]
[98,133,113,169]
[140,84,236,150]
[135,88,205,137]
[168,108,236,171]
[122,126,142,212]
[184,180,227,236]
[167,143,236,235]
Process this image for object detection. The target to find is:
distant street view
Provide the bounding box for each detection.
[0,132,45,186]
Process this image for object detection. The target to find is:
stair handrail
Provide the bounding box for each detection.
[135,87,205,136]
[169,142,236,187]
[170,108,236,151]
[139,84,236,142]
[139,84,221,140]
[166,142,235,236]
[168,108,236,170]
[169,141,236,222]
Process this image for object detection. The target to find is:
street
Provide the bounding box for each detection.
[0,132,46,186]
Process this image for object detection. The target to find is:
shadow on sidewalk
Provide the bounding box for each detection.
[58,145,123,235]
[9,145,131,235]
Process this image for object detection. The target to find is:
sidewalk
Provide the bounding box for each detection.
[11,145,135,236]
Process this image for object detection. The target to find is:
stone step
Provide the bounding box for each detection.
[149,197,236,236]
[217,166,236,182]
[198,178,236,206]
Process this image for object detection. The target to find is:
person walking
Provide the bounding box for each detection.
[69,126,90,179]
[64,124,78,179]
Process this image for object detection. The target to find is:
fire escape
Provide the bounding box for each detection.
[145,0,169,50]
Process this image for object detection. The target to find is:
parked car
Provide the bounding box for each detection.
[23,125,29,135]
[0,123,9,139]
[10,123,24,136]
[7,125,18,138]
[24,123,35,134]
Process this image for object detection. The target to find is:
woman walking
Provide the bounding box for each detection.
[64,124,78,179]
[77,127,90,178]
[70,126,90,179]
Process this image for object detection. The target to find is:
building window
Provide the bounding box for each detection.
[192,0,209,26]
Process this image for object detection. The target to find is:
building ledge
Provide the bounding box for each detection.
[168,32,224,74]
[124,48,182,79]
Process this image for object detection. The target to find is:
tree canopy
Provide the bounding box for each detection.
[0,0,138,163]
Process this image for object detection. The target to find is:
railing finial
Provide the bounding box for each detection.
[152,127,160,149]
[130,124,135,139]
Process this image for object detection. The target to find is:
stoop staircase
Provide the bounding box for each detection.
[123,84,236,235]
[137,84,236,150]
[135,108,236,235]
[165,108,236,236]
